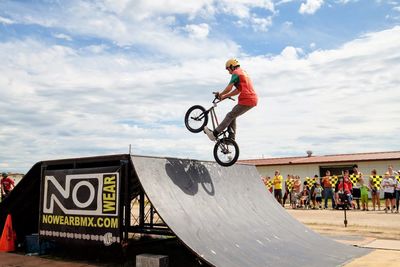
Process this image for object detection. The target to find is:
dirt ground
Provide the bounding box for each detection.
[1,208,400,266]
[287,208,400,239]
[287,208,400,267]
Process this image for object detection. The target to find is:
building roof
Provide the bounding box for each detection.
[240,151,400,166]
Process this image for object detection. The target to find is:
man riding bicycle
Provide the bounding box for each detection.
[204,58,258,141]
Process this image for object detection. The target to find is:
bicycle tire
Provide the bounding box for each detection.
[213,138,239,167]
[184,105,208,133]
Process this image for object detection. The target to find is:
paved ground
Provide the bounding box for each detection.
[1,208,399,266]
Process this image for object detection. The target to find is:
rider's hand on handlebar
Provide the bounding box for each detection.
[212,91,221,100]
[212,91,234,101]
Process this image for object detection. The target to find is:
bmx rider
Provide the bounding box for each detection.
[204,58,258,141]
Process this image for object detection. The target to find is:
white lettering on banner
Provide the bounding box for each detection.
[43,173,119,216]
[72,181,95,208]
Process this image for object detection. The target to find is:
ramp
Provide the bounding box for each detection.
[131,155,367,267]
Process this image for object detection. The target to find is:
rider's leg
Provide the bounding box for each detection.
[227,119,236,140]
[214,104,253,137]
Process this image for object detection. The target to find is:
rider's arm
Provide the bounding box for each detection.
[221,88,239,99]
[220,83,235,96]
[219,74,240,99]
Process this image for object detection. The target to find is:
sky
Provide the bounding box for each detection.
[1,0,400,173]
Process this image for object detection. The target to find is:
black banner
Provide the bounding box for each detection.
[39,166,121,246]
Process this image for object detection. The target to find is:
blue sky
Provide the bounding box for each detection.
[0,0,400,172]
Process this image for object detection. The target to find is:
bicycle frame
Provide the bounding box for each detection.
[208,105,219,132]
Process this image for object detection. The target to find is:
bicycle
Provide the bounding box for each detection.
[184,92,239,167]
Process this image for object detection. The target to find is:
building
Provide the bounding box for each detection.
[240,151,400,179]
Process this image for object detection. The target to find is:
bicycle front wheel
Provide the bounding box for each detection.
[184,105,208,133]
[213,138,239,167]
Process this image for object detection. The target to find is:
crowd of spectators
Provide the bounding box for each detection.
[262,164,400,213]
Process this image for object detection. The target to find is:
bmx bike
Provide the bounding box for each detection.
[184,92,239,167]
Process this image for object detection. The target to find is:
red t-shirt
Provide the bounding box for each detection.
[230,68,258,106]
[1,177,14,191]
[338,179,352,194]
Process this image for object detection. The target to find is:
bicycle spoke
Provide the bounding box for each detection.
[217,141,235,163]
[188,111,204,129]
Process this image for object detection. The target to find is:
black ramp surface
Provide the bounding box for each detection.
[131,156,367,267]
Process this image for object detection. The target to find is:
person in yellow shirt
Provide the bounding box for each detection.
[273,170,283,205]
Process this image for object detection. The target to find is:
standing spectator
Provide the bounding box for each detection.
[313,181,323,209]
[359,177,369,211]
[387,165,398,210]
[310,175,318,209]
[299,184,309,209]
[291,176,301,209]
[381,172,395,213]
[322,170,336,209]
[273,170,283,205]
[352,164,362,210]
[388,165,398,176]
[1,172,15,199]
[395,170,400,213]
[282,174,291,207]
[369,169,381,211]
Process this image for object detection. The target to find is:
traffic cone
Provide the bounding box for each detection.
[0,214,16,252]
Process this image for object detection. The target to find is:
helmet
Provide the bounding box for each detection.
[1,172,7,177]
[225,58,240,69]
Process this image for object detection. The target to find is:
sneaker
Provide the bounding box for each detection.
[227,132,235,141]
[203,127,216,141]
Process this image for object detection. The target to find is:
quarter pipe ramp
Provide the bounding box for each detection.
[131,155,367,267]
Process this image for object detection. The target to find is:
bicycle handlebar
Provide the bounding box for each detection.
[212,92,235,102]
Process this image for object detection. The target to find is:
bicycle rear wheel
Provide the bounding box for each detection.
[213,138,239,167]
[184,105,208,133]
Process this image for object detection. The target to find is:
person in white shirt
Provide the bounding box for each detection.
[387,165,398,211]
[381,172,395,213]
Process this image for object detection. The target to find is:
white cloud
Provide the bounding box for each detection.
[240,26,400,158]
[0,1,242,59]
[0,16,14,24]
[53,33,72,41]
[2,26,400,172]
[1,1,400,172]
[299,0,324,15]
[250,14,273,32]
[277,0,296,6]
[335,0,358,4]
[0,0,277,53]
[218,0,275,19]
[279,46,303,59]
[184,23,210,39]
